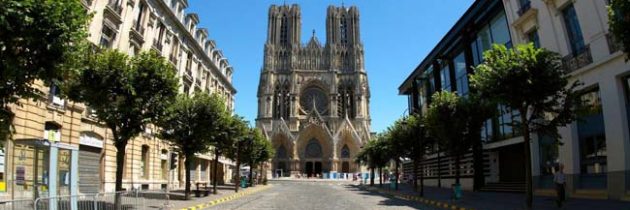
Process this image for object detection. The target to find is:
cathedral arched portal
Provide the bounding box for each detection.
[336,129,362,173]
[296,124,333,177]
[271,133,294,177]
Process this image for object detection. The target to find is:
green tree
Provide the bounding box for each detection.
[213,114,248,193]
[223,116,249,192]
[400,114,432,195]
[461,94,495,191]
[0,0,90,145]
[241,128,273,187]
[385,118,411,191]
[470,44,581,209]
[608,0,630,61]
[67,50,179,206]
[356,133,391,187]
[158,93,225,200]
[425,91,470,187]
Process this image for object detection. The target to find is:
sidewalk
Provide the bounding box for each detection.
[142,184,270,210]
[360,183,630,210]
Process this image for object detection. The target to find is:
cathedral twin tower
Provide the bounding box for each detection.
[257,4,371,178]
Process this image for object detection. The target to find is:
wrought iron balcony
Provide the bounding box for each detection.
[562,45,593,73]
[517,1,532,16]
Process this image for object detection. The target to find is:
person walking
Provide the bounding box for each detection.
[554,164,566,208]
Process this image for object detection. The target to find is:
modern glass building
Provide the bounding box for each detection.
[399,0,630,200]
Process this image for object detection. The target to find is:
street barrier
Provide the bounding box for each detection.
[33,191,145,210]
[0,199,34,210]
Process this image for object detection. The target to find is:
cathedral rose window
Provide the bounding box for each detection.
[305,138,323,158]
[300,87,328,113]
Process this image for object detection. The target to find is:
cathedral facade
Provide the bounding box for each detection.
[256,4,371,178]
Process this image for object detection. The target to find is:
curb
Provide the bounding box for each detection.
[180,185,272,210]
[360,185,475,210]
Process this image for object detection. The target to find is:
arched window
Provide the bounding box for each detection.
[340,15,348,44]
[341,144,350,158]
[273,83,290,119]
[337,84,355,118]
[305,139,322,158]
[280,14,288,44]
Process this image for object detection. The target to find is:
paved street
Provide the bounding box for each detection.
[204,181,439,210]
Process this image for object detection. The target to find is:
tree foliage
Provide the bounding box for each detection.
[158,93,225,199]
[608,0,630,61]
[211,113,248,193]
[470,43,581,208]
[425,91,470,185]
[0,0,90,144]
[67,50,179,199]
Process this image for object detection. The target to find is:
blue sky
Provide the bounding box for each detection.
[188,0,474,133]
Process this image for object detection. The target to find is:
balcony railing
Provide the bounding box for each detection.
[562,45,593,73]
[517,1,532,16]
[606,33,623,54]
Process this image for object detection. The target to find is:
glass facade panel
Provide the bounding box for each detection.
[490,13,511,46]
[440,64,451,91]
[426,66,435,96]
[454,52,468,96]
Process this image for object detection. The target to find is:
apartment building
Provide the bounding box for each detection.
[1,0,237,200]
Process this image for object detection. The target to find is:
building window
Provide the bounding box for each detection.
[154,22,165,50]
[280,14,288,44]
[99,25,116,48]
[471,12,513,64]
[141,145,149,179]
[340,15,348,44]
[49,85,65,107]
[161,150,168,180]
[562,4,585,55]
[425,66,435,97]
[578,88,607,174]
[133,1,146,33]
[526,29,540,48]
[439,64,451,91]
[44,122,61,142]
[415,78,426,110]
[341,145,350,158]
[454,52,468,96]
[539,135,559,176]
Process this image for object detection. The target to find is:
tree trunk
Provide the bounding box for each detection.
[113,131,126,210]
[395,160,400,190]
[213,149,220,194]
[370,167,375,186]
[184,155,192,200]
[249,161,254,187]
[472,130,485,191]
[520,108,533,209]
[235,145,241,192]
[413,159,418,192]
[455,154,461,185]
[378,167,383,187]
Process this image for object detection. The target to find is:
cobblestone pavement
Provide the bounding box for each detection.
[205,181,439,210]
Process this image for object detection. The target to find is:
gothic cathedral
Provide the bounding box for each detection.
[256,4,371,178]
